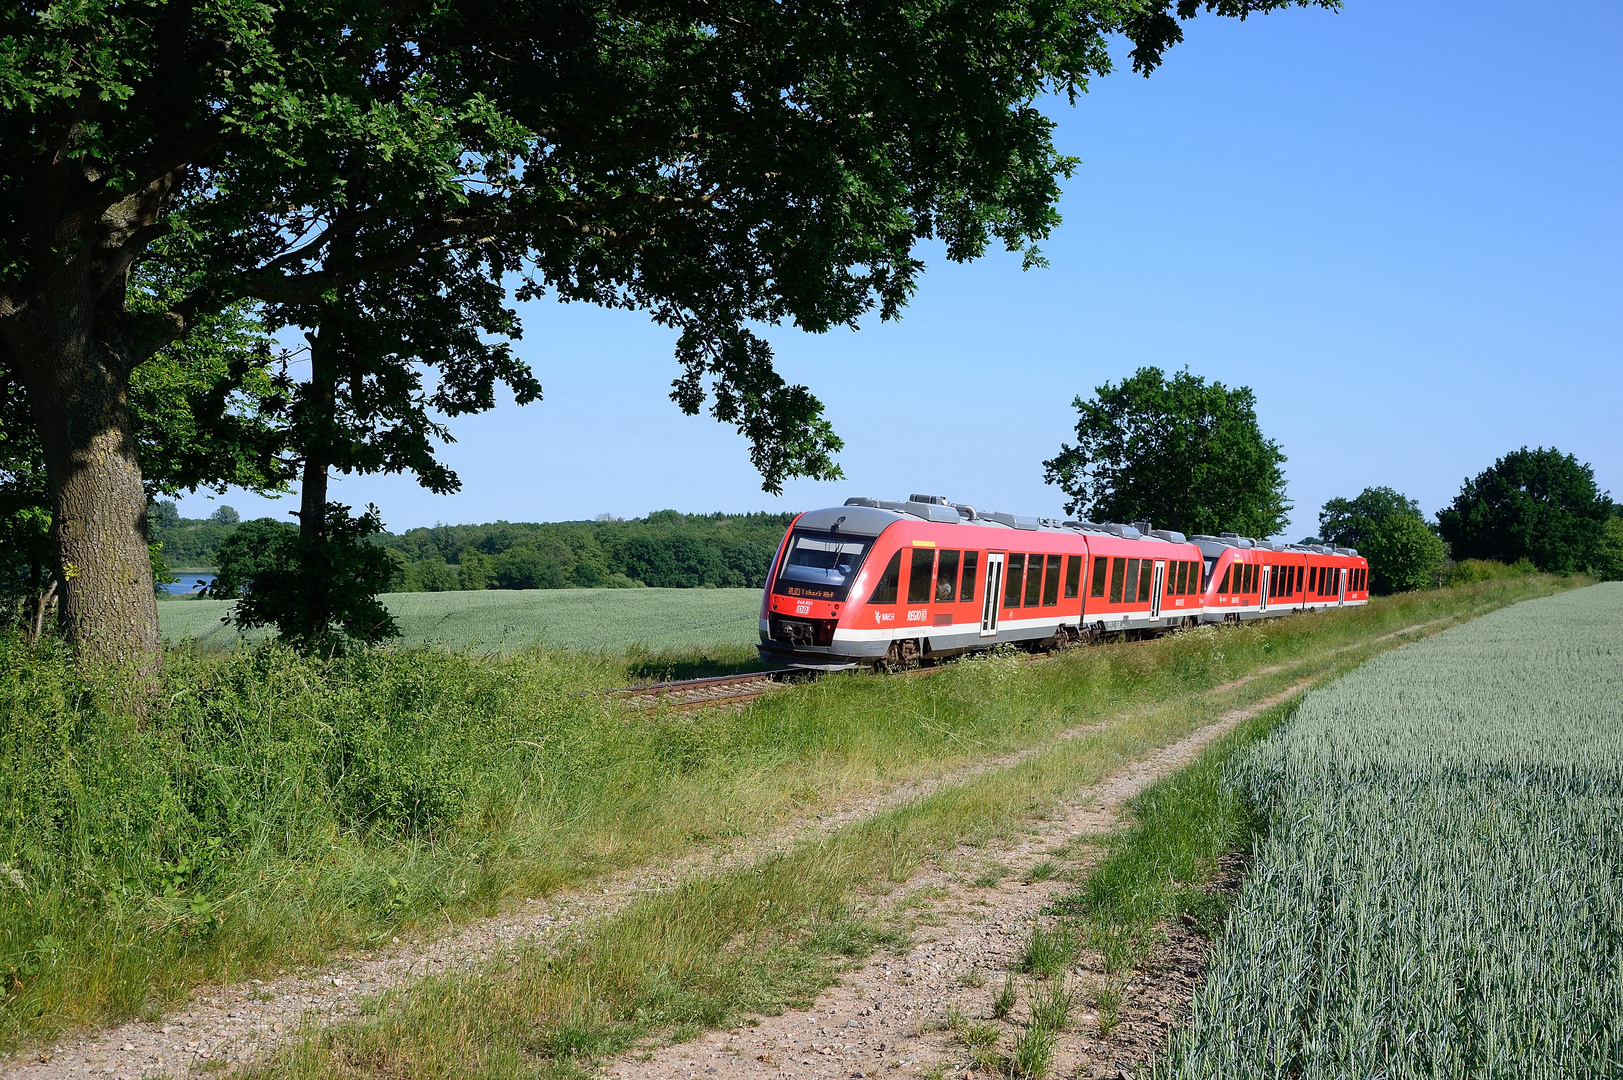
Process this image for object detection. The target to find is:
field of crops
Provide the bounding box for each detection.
[158,587,763,652]
[1160,583,1623,1078]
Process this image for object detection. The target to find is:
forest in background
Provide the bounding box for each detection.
[149,503,794,592]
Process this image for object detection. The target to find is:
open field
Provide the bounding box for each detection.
[1161,582,1623,1078]
[0,576,1582,1066]
[157,587,764,653]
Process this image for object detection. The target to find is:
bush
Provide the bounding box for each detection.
[1444,557,1537,586]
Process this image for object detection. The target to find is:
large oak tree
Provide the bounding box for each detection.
[1,0,1334,668]
[1043,366,1291,538]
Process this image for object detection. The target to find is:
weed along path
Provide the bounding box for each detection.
[0,580,1569,1080]
[599,687,1307,1080]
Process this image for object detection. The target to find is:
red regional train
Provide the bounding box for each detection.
[759,495,1368,670]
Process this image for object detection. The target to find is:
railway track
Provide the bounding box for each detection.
[610,668,806,710]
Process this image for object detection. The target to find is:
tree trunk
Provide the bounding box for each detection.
[19,331,161,672]
[298,324,335,544]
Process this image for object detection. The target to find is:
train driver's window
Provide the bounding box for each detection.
[1043,555,1063,606]
[1109,557,1126,603]
[1024,556,1044,606]
[1065,555,1083,599]
[1218,565,1231,594]
[936,550,960,603]
[961,551,979,603]
[868,551,901,604]
[908,548,935,604]
[1091,557,1108,597]
[1005,554,1026,607]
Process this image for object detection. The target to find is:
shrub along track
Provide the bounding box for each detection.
[0,585,1562,1080]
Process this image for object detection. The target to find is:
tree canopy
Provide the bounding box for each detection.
[1043,366,1290,538]
[1436,447,1613,574]
[1,0,1338,663]
[1319,486,1442,594]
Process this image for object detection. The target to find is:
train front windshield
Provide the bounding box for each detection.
[772,531,874,602]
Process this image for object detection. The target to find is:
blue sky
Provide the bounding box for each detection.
[177,0,1622,540]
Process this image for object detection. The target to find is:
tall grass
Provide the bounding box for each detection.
[1158,583,1623,1079]
[0,575,1575,1049]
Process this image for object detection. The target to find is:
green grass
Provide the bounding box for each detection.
[0,576,1577,1053]
[1158,582,1623,1080]
[235,578,1578,1080]
[158,587,764,654]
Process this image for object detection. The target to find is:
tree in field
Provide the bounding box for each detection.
[1319,487,1443,594]
[1436,448,1613,574]
[1043,367,1290,538]
[2,0,1335,668]
[209,506,399,650]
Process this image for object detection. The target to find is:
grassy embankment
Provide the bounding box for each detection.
[197,577,1575,1080]
[157,587,766,673]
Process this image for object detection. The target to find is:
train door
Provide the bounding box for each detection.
[981,554,1005,637]
[1150,561,1165,618]
[1259,566,1271,613]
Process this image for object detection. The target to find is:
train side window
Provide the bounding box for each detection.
[1218,565,1231,594]
[936,550,960,603]
[1123,559,1139,603]
[868,551,901,604]
[1091,556,1108,597]
[961,551,979,603]
[1246,564,1256,593]
[1065,555,1083,599]
[908,548,935,604]
[1043,555,1062,606]
[1109,557,1126,603]
[1005,554,1026,607]
[1024,556,1044,606]
[1138,560,1153,603]
[1308,566,1317,594]
[1185,560,1197,594]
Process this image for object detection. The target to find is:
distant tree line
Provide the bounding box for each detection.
[383,511,793,592]
[1042,371,1619,595]
[150,505,794,594]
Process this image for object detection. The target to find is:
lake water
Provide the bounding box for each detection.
[165,573,216,595]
